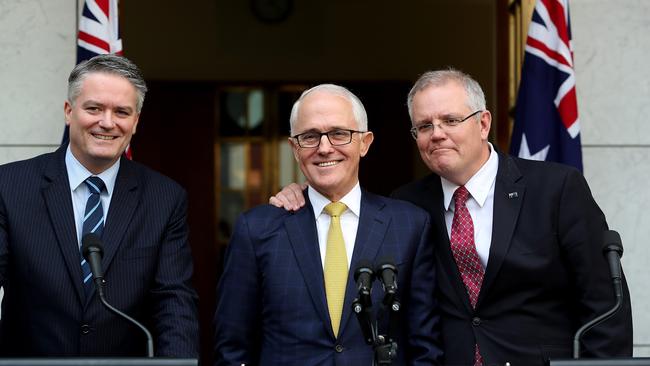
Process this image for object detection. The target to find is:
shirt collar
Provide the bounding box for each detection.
[308,182,362,218]
[65,145,120,195]
[441,142,499,210]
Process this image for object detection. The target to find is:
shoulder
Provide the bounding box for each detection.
[364,190,430,223]
[391,173,439,201]
[238,203,310,230]
[123,159,186,195]
[503,154,585,185]
[0,150,58,184]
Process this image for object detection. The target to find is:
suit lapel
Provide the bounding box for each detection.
[478,154,525,306]
[284,199,332,335]
[423,176,475,313]
[42,147,85,306]
[339,191,389,335]
[101,157,140,278]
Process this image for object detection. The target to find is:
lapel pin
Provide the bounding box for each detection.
[508,192,518,199]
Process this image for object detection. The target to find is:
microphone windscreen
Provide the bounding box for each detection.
[602,230,623,257]
[81,233,104,259]
[354,260,373,282]
[375,257,397,275]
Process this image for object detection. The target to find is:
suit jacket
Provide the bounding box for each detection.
[214,189,443,366]
[392,152,633,366]
[0,146,199,356]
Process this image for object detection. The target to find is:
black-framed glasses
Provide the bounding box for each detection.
[410,110,483,139]
[291,129,366,148]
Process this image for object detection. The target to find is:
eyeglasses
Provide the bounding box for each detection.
[410,110,482,139]
[291,129,366,148]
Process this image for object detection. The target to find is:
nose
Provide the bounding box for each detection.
[97,111,116,128]
[316,134,334,153]
[429,123,447,140]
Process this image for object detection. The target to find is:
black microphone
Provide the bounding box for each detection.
[603,230,624,296]
[354,261,374,308]
[81,233,105,286]
[81,234,155,358]
[375,260,398,306]
[572,230,625,359]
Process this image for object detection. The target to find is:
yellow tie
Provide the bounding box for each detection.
[323,202,348,337]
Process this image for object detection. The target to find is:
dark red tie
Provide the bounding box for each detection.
[450,186,485,366]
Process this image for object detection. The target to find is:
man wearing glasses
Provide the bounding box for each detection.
[214,84,443,365]
[270,70,632,365]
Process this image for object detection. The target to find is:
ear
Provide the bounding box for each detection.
[289,137,300,162]
[359,131,374,157]
[479,110,492,140]
[64,101,73,126]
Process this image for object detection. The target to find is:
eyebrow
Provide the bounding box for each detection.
[81,100,135,113]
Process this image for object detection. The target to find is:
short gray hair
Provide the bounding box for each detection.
[67,54,148,113]
[289,84,368,135]
[407,68,486,122]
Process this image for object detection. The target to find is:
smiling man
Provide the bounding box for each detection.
[0,55,199,356]
[214,84,442,366]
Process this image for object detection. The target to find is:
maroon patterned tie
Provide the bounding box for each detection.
[450,186,485,366]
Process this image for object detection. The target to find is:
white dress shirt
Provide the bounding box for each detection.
[65,145,120,246]
[309,182,361,269]
[441,143,499,269]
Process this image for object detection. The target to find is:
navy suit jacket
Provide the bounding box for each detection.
[393,152,633,366]
[0,146,199,356]
[214,189,442,365]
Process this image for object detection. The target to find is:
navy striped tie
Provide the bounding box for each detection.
[81,176,105,297]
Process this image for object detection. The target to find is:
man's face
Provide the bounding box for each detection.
[290,91,373,201]
[64,72,140,174]
[410,81,491,185]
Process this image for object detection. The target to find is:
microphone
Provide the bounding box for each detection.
[81,234,155,358]
[572,230,625,359]
[603,230,624,297]
[375,260,398,306]
[352,261,375,345]
[81,233,105,288]
[354,261,374,308]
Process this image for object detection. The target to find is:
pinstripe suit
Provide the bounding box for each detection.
[0,145,199,356]
[214,189,442,366]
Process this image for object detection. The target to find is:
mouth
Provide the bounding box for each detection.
[316,160,340,167]
[92,133,118,141]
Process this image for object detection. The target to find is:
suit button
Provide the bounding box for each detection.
[472,317,481,326]
[335,344,344,353]
[80,324,91,335]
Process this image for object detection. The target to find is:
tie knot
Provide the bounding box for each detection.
[85,176,106,194]
[453,186,470,207]
[324,202,347,217]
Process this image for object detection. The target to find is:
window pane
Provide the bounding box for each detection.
[221,142,246,190]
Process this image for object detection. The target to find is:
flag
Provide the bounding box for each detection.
[63,0,132,159]
[509,0,581,171]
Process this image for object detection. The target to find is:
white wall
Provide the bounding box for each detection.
[573,0,650,357]
[0,0,75,163]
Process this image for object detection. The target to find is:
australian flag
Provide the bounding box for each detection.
[510,0,582,171]
[63,0,131,158]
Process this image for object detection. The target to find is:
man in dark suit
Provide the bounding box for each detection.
[270,70,633,365]
[214,84,442,365]
[0,54,199,356]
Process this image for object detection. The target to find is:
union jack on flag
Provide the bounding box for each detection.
[510,0,582,171]
[77,0,123,62]
[63,0,132,159]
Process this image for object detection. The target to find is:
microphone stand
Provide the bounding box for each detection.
[572,230,625,359]
[95,279,155,358]
[373,294,399,365]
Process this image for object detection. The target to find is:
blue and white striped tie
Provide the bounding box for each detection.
[81,176,105,297]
